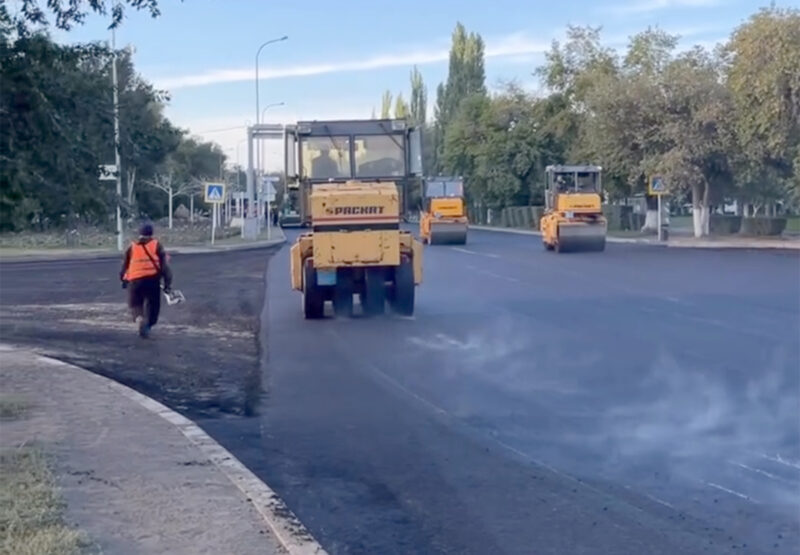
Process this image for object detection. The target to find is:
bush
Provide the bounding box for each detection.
[709,215,742,235]
[603,205,634,231]
[531,206,545,229]
[740,217,787,236]
[499,206,545,228]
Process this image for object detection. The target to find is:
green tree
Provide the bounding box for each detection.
[113,48,182,215]
[657,48,734,236]
[434,23,487,172]
[380,90,393,119]
[0,32,114,230]
[394,93,409,119]
[409,66,427,126]
[726,6,800,215]
[8,0,160,33]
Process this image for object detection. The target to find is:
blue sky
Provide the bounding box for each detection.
[35,0,775,168]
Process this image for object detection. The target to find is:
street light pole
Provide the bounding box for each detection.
[253,36,287,212]
[255,37,288,127]
[261,102,285,123]
[111,24,123,251]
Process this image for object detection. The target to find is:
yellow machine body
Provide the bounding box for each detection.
[541,165,607,253]
[419,178,468,245]
[290,181,422,318]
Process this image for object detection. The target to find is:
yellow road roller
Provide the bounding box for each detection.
[285,118,424,318]
[290,181,422,318]
[540,165,607,252]
[420,177,468,245]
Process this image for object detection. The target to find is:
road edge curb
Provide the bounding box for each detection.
[0,235,287,263]
[0,345,326,555]
[469,225,657,245]
[471,225,800,249]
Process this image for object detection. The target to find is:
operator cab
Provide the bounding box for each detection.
[545,165,602,210]
[284,119,422,226]
[424,177,464,199]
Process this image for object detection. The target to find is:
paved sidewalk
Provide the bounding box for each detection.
[0,346,287,555]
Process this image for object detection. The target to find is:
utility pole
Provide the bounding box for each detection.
[111,23,123,251]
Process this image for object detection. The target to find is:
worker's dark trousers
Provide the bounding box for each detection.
[128,277,161,327]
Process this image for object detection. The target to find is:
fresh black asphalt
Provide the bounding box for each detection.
[1,230,798,554]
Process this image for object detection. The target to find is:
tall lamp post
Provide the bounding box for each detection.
[255,37,288,176]
[249,36,287,228]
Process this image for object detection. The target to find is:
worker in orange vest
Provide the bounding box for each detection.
[120,223,173,338]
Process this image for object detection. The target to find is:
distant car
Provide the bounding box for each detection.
[279,210,301,227]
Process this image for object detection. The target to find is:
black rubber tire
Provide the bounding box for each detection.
[391,260,415,316]
[332,269,354,318]
[595,237,607,252]
[302,260,324,319]
[362,268,386,316]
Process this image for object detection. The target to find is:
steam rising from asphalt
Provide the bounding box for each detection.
[602,349,798,462]
[408,319,800,509]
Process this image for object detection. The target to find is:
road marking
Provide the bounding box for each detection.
[730,461,793,483]
[465,264,522,284]
[623,485,675,509]
[30,351,327,555]
[451,247,500,259]
[408,333,472,351]
[706,482,758,503]
[758,453,800,470]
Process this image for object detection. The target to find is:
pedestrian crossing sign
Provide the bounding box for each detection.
[204,182,225,203]
[649,175,667,195]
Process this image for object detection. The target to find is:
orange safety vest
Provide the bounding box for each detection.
[124,240,161,281]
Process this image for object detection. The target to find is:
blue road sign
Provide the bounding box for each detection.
[204,182,225,203]
[649,175,667,195]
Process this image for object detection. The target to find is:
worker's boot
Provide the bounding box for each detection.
[135,315,149,338]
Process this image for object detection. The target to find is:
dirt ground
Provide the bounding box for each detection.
[0,247,279,420]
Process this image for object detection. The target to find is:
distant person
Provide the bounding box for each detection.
[120,223,173,338]
[312,146,339,178]
[272,206,279,227]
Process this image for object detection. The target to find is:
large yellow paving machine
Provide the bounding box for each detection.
[286,119,424,318]
[419,177,468,245]
[540,165,607,253]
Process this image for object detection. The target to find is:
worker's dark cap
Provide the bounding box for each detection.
[139,223,154,237]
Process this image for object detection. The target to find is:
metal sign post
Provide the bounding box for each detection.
[649,176,667,242]
[261,176,278,239]
[204,182,226,245]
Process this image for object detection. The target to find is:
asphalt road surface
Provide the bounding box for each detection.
[1,230,798,554]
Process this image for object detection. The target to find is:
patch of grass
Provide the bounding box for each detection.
[670,215,692,229]
[0,396,30,420]
[785,217,800,233]
[0,447,84,555]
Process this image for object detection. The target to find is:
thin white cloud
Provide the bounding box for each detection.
[153,33,549,90]
[609,0,721,15]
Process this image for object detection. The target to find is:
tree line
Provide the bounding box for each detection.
[1,2,226,232]
[383,9,799,237]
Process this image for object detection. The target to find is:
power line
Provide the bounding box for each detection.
[195,125,247,135]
